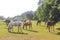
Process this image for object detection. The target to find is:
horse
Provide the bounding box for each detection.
[4,19,10,26]
[36,19,41,25]
[8,21,22,32]
[47,21,56,32]
[23,20,32,30]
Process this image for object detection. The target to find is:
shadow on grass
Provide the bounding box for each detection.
[8,31,28,35]
[56,28,60,30]
[27,30,38,33]
[56,32,60,35]
[55,28,60,35]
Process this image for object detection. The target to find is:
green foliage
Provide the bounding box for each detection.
[12,11,34,21]
[21,11,34,20]
[35,0,60,22]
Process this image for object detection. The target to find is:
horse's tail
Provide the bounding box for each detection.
[8,23,12,32]
[46,22,51,32]
[8,25,10,32]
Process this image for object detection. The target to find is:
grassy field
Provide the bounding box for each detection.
[0,20,60,40]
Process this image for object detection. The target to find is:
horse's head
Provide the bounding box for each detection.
[4,19,11,26]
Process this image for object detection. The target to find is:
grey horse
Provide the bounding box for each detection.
[8,21,23,32]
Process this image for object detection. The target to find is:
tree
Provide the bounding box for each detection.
[12,11,34,21]
[34,0,60,22]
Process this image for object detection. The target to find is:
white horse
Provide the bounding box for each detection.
[8,21,23,32]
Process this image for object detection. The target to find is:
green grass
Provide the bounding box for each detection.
[0,20,60,40]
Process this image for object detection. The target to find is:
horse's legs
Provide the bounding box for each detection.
[8,26,12,32]
[20,26,22,32]
[29,25,32,30]
[23,25,24,29]
[51,26,52,31]
[23,25,27,30]
[18,25,22,33]
[53,25,55,32]
[46,24,48,29]
[47,25,50,32]
[29,25,30,30]
[48,27,50,32]
[26,25,27,30]
[18,26,19,32]
[8,28,10,32]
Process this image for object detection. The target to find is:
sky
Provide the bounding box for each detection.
[0,0,39,18]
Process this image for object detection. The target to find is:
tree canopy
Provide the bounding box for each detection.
[34,0,60,22]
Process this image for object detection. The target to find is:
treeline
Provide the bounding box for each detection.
[34,0,60,22]
[12,11,35,21]
[0,16,6,20]
[0,11,35,21]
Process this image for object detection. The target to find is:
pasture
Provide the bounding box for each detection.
[0,20,60,40]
